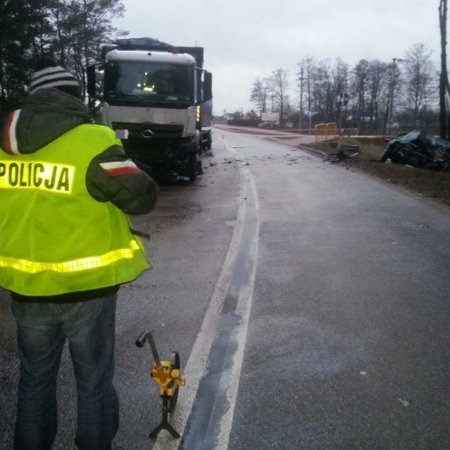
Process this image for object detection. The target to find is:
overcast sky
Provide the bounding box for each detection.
[113,0,442,115]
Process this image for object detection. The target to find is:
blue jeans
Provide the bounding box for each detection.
[12,294,119,450]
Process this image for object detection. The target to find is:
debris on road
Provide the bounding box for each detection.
[380,130,450,171]
[323,144,361,163]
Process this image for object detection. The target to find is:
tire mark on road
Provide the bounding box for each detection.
[153,142,259,450]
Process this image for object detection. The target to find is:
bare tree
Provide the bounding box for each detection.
[403,43,435,122]
[365,60,388,131]
[382,58,403,133]
[333,58,349,129]
[310,58,349,123]
[311,59,332,120]
[333,58,349,94]
[351,59,369,127]
[298,55,316,115]
[249,77,268,115]
[47,0,126,97]
[268,68,289,128]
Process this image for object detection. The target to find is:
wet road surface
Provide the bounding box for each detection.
[1,127,450,449]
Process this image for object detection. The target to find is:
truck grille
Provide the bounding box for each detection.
[111,122,183,139]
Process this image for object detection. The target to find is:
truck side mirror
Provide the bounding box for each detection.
[87,65,96,99]
[204,72,212,101]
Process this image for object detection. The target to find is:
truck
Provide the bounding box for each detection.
[87,37,213,181]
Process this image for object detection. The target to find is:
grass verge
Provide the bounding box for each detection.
[305,137,450,209]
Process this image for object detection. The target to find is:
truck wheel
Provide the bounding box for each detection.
[187,152,198,182]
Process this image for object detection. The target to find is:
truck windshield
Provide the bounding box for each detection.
[104,60,193,107]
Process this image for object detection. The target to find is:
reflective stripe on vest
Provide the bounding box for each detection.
[0,239,141,274]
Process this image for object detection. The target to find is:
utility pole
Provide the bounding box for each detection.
[385,58,403,134]
[297,67,306,132]
[439,0,449,139]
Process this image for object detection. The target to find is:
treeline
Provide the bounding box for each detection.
[0,0,125,109]
[249,44,438,133]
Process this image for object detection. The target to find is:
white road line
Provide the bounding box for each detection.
[153,143,259,450]
[213,166,259,450]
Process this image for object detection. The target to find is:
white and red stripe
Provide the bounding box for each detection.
[3,110,21,154]
[99,160,140,177]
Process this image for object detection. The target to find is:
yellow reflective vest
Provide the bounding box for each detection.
[0,124,150,296]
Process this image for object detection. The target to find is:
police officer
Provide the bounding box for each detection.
[0,59,158,450]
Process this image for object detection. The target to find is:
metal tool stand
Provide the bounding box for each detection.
[136,330,185,439]
[149,395,180,438]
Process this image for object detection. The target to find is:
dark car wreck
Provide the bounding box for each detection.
[380,130,450,171]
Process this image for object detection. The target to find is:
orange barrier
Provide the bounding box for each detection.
[314,122,337,141]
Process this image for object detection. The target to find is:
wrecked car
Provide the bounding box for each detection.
[380,130,450,171]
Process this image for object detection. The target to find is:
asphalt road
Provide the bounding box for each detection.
[1,127,450,449]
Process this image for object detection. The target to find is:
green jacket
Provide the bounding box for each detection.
[0,89,158,297]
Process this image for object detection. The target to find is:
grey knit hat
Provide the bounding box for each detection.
[29,59,81,98]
